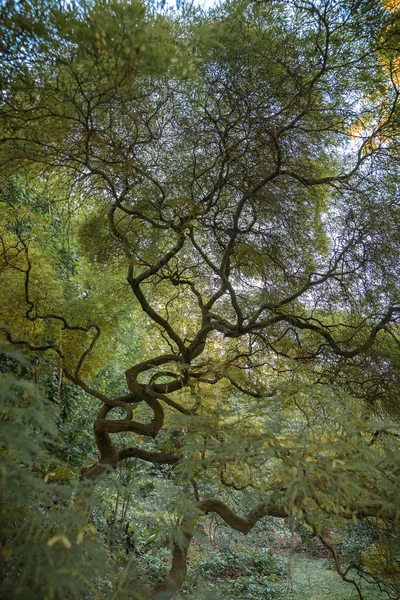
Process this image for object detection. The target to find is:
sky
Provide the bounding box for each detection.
[163,0,218,11]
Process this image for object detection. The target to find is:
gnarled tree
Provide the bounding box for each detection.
[1,0,400,597]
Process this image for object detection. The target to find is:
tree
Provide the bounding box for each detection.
[1,0,400,598]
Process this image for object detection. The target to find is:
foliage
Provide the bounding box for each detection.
[188,545,286,599]
[0,344,143,600]
[1,0,400,599]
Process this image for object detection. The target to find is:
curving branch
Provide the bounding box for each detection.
[118,446,180,465]
[150,498,288,600]
[303,510,365,600]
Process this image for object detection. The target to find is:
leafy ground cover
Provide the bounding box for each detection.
[175,543,286,599]
[168,525,391,600]
[286,555,389,600]
[174,551,390,600]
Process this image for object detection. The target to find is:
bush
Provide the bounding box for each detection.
[182,544,287,599]
[0,344,142,600]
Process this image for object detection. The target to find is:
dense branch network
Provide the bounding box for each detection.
[1,0,400,598]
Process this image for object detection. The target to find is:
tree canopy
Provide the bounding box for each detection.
[1,0,400,598]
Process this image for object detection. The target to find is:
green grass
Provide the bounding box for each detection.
[285,555,388,600]
[179,553,391,599]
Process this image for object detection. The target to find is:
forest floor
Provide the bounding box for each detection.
[175,527,392,599]
[285,554,388,600]
[270,532,389,600]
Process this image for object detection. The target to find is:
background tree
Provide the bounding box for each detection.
[1,0,400,598]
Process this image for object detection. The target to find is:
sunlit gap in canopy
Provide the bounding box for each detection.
[159,0,219,11]
[58,0,220,12]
